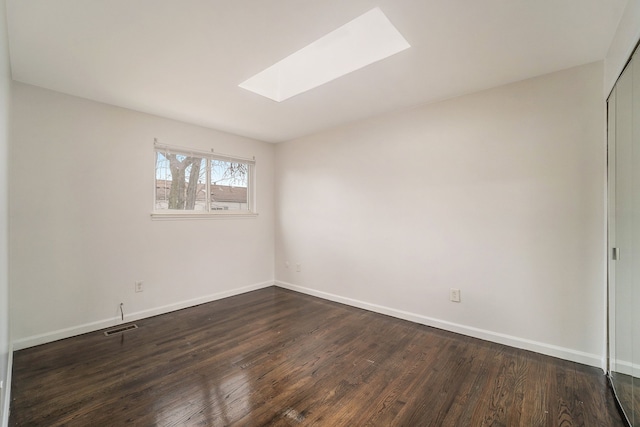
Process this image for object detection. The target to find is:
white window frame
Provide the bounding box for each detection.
[151,142,257,220]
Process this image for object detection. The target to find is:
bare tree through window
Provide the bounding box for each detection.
[155,148,252,213]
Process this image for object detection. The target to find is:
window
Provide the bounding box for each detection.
[153,143,255,218]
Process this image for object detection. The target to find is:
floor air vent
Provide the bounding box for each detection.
[104,324,138,336]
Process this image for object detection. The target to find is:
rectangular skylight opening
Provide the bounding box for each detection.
[239,7,410,102]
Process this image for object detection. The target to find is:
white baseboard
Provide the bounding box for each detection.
[11,280,604,370]
[611,359,640,377]
[12,281,274,351]
[1,343,12,427]
[275,281,603,369]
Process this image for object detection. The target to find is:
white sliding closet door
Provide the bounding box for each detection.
[609,47,640,427]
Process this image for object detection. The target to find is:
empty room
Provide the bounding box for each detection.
[1,0,640,426]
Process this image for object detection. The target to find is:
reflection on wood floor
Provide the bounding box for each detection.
[611,371,639,425]
[11,287,625,426]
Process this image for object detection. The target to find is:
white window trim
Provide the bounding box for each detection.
[151,142,257,220]
[151,211,259,220]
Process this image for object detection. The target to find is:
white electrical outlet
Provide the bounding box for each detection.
[285,261,290,268]
[296,264,301,272]
[450,289,461,302]
[0,380,3,389]
[135,281,144,293]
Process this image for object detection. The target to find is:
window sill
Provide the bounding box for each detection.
[151,211,258,220]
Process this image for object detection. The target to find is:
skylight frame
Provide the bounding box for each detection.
[239,7,411,102]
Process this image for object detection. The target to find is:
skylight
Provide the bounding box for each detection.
[238,7,410,102]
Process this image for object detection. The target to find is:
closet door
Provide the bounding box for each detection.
[634,49,640,427]
[609,48,639,426]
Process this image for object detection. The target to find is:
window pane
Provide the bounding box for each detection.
[155,152,207,211]
[210,159,248,211]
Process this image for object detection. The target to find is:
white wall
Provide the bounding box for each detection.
[0,0,10,422]
[10,83,275,348]
[275,62,606,367]
[605,0,640,94]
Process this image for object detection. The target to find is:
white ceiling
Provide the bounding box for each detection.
[6,0,628,142]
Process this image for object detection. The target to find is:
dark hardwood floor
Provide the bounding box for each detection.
[10,287,625,426]
[610,372,638,425]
